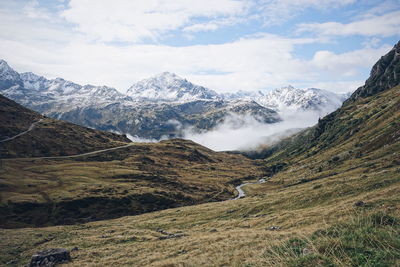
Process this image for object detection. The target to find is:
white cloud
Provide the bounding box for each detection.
[0,28,317,92]
[61,0,248,42]
[183,109,330,151]
[59,0,359,39]
[297,11,400,37]
[183,17,244,33]
[309,80,363,94]
[0,29,392,95]
[311,45,392,76]
[0,0,396,97]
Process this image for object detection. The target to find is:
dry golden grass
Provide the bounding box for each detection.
[0,159,398,266]
[0,139,264,228]
[0,84,399,266]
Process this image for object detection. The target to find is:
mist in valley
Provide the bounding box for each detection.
[182,109,323,151]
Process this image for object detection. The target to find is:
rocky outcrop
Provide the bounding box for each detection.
[347,40,400,103]
[29,248,71,267]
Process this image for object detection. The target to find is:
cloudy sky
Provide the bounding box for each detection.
[0,0,399,93]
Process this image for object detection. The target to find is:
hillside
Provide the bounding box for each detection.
[0,94,264,228]
[0,94,130,158]
[0,138,263,228]
[0,43,399,266]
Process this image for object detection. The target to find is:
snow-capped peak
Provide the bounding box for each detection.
[0,59,12,70]
[126,72,220,102]
[0,59,23,89]
[257,85,346,112]
[0,60,20,80]
[0,60,128,109]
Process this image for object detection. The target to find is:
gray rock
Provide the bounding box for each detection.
[29,248,70,267]
[267,226,281,231]
[354,201,366,207]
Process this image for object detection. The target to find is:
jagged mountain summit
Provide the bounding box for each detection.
[0,59,22,89]
[126,72,220,102]
[347,40,400,102]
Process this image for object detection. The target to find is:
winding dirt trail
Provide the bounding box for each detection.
[2,143,135,161]
[0,119,43,143]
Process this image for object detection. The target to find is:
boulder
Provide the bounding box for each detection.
[267,226,281,231]
[29,248,70,267]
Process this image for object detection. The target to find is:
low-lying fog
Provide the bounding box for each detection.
[183,109,326,151]
[126,107,338,152]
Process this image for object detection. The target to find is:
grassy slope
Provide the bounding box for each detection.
[0,94,130,158]
[0,85,398,266]
[0,139,263,228]
[0,94,265,228]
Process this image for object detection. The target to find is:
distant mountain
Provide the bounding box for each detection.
[0,60,350,141]
[127,72,219,102]
[219,85,348,118]
[0,64,280,139]
[257,85,347,112]
[0,60,22,89]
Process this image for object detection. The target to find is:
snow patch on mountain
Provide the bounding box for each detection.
[221,90,265,100]
[257,85,345,111]
[16,72,129,108]
[127,72,220,102]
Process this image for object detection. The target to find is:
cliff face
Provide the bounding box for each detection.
[347,41,400,103]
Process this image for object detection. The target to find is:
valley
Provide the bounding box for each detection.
[0,39,399,267]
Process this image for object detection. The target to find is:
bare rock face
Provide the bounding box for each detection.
[29,248,71,267]
[347,40,400,102]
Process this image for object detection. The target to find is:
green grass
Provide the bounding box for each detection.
[265,212,400,267]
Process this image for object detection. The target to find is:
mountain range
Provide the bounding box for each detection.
[0,59,348,140]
